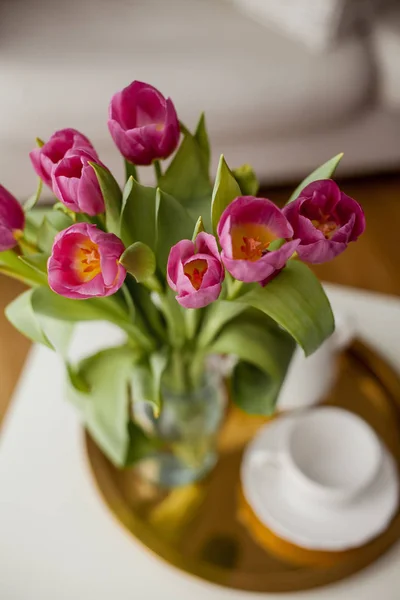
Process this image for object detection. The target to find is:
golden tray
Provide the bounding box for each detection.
[85,340,400,593]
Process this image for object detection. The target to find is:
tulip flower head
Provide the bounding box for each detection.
[52,148,105,216]
[0,185,25,252]
[217,196,299,284]
[48,223,126,299]
[283,180,365,264]
[30,128,98,189]
[108,81,180,165]
[167,232,224,308]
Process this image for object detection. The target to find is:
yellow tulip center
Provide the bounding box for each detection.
[184,259,208,290]
[13,229,24,241]
[74,239,101,282]
[231,224,276,261]
[311,213,338,239]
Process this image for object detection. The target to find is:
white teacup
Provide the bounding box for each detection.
[251,407,382,508]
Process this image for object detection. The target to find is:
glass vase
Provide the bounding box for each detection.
[133,368,227,488]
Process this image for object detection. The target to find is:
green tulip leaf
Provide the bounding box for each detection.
[268,238,286,251]
[120,242,156,283]
[66,346,135,466]
[156,288,186,349]
[24,208,53,244]
[31,286,127,323]
[0,250,47,286]
[5,289,52,348]
[130,349,168,417]
[211,154,241,235]
[233,164,259,196]
[120,177,157,249]
[53,202,73,217]
[155,188,195,274]
[46,209,75,230]
[287,153,344,204]
[126,279,167,343]
[66,363,91,397]
[237,260,334,356]
[90,162,122,235]
[197,300,247,348]
[37,211,73,254]
[209,320,295,414]
[37,218,59,254]
[24,178,43,212]
[6,289,73,356]
[19,253,48,274]
[124,159,138,183]
[158,131,212,230]
[31,286,154,352]
[194,112,211,174]
[192,216,205,241]
[125,421,158,466]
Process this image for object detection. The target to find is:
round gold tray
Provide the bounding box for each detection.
[85,340,400,593]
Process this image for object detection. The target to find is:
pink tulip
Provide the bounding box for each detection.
[0,185,25,252]
[48,223,126,299]
[30,128,98,188]
[108,81,180,165]
[283,180,366,264]
[52,149,105,216]
[217,196,299,284]
[167,232,224,308]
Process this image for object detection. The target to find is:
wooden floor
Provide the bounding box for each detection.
[0,173,399,425]
[0,278,31,425]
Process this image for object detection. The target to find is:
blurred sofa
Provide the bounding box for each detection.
[0,0,400,199]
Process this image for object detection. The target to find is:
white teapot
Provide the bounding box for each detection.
[277,312,353,412]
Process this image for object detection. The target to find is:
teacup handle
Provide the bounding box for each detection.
[250,449,285,470]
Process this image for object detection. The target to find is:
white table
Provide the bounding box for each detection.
[1,284,400,600]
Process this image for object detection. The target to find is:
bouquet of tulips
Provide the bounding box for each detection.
[0,81,365,467]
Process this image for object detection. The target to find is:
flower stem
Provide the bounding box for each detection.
[18,236,39,255]
[154,160,162,184]
[94,213,106,230]
[185,309,200,340]
[189,349,206,388]
[157,291,186,349]
[227,278,244,300]
[124,160,138,183]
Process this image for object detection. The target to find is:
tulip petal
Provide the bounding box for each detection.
[48,223,126,299]
[297,239,347,264]
[30,128,97,190]
[167,234,223,308]
[284,179,365,264]
[78,164,105,215]
[177,282,222,309]
[52,151,105,215]
[195,232,220,260]
[0,224,18,252]
[108,80,180,164]
[0,185,25,251]
[166,239,195,290]
[108,119,151,165]
[218,196,294,246]
[222,239,299,283]
[159,98,180,157]
[217,196,297,283]
[0,185,25,231]
[336,192,366,241]
[29,148,52,187]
